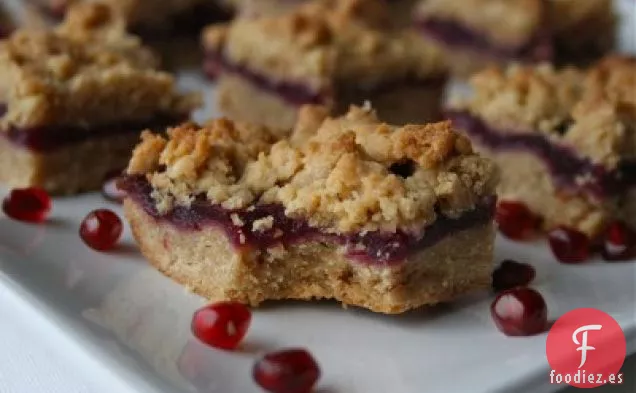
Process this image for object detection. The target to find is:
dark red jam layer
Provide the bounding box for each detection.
[414,18,553,62]
[203,50,447,107]
[0,104,184,153]
[120,175,496,265]
[447,110,636,199]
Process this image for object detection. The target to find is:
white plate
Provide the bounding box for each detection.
[1,2,636,392]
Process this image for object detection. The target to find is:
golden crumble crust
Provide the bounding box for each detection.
[414,0,545,47]
[456,56,636,167]
[202,0,446,89]
[127,105,499,233]
[462,63,584,132]
[0,3,199,129]
[583,56,636,113]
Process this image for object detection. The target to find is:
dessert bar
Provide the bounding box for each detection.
[121,104,499,314]
[447,56,636,238]
[414,0,615,77]
[0,3,198,194]
[202,0,447,132]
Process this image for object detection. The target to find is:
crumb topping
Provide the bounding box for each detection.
[461,63,584,133]
[0,3,199,129]
[456,56,636,167]
[415,0,545,47]
[127,105,498,233]
[202,0,446,90]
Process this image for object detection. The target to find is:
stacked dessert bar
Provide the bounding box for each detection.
[202,0,447,132]
[120,104,499,313]
[414,0,615,77]
[448,56,635,238]
[0,3,198,194]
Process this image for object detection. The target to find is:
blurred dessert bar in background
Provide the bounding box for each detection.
[0,3,199,194]
[414,0,615,77]
[447,56,635,238]
[202,0,447,132]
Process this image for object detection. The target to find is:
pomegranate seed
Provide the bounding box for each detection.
[548,226,590,264]
[491,287,548,336]
[2,187,51,223]
[602,221,636,261]
[253,349,320,393]
[79,209,123,251]
[101,171,126,203]
[492,259,536,292]
[191,302,251,350]
[495,201,539,240]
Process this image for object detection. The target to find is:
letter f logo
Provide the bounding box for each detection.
[572,324,603,368]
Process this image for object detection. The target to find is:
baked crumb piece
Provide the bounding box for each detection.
[0,2,199,129]
[458,56,636,168]
[122,104,498,313]
[128,104,498,233]
[204,0,446,86]
[0,3,199,194]
[448,56,636,237]
[413,0,615,77]
[203,0,447,130]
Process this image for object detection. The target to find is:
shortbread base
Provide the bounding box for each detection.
[217,74,299,135]
[124,199,495,314]
[0,133,140,195]
[432,47,508,79]
[217,74,444,132]
[480,147,634,238]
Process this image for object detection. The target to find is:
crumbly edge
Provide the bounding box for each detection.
[126,104,499,234]
[0,3,200,129]
[124,198,495,314]
[453,56,636,168]
[414,0,545,47]
[201,0,446,89]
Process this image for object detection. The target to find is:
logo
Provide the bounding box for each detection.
[546,308,626,388]
[572,324,602,368]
